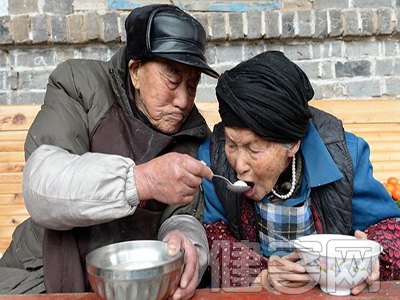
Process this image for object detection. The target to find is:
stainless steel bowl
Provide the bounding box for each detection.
[86,240,184,300]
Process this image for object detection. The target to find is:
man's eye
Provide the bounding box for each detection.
[188,85,197,95]
[168,78,179,85]
[165,80,179,90]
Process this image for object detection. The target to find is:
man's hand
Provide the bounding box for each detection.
[351,230,380,295]
[164,229,199,300]
[134,153,212,205]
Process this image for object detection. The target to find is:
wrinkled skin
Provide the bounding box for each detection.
[224,126,299,202]
[130,58,212,204]
[164,230,200,300]
[129,58,212,299]
[224,126,379,295]
[134,152,212,205]
[129,57,201,134]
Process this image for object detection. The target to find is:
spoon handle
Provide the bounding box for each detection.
[274,233,314,251]
[212,174,231,184]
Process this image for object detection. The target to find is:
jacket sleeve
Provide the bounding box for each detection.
[23,145,140,230]
[24,59,113,160]
[346,132,400,231]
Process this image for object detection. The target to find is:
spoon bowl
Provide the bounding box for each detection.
[213,175,250,193]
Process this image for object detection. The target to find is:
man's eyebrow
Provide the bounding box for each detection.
[164,61,180,74]
[163,60,201,80]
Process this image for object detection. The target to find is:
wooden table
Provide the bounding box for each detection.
[0,281,399,300]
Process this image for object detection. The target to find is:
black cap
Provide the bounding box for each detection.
[125,4,219,78]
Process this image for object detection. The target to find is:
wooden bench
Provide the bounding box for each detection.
[1,100,400,255]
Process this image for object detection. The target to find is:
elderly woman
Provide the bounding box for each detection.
[197,51,400,294]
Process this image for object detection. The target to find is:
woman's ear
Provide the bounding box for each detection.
[128,60,140,88]
[288,140,301,157]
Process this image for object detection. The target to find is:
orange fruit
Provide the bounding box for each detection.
[387,177,398,187]
[392,188,400,201]
[386,183,395,195]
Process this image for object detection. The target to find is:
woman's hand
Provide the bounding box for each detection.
[267,251,317,294]
[164,229,199,300]
[351,230,380,295]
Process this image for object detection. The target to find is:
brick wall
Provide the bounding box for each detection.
[1,0,400,103]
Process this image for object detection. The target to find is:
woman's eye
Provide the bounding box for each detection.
[225,142,234,148]
[249,147,263,154]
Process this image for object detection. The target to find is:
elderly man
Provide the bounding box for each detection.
[0,4,218,300]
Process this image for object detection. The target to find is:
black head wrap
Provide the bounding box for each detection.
[217,51,313,143]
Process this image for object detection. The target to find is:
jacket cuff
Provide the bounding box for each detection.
[126,165,140,207]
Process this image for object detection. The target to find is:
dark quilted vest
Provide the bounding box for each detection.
[210,106,354,241]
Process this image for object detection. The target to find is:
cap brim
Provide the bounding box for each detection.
[154,53,219,78]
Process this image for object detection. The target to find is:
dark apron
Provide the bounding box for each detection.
[43,102,190,292]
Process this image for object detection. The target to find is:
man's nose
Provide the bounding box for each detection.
[173,84,191,109]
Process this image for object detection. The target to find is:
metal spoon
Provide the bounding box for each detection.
[274,233,314,252]
[213,174,251,193]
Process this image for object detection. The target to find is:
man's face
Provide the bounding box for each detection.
[224,126,299,201]
[129,57,201,134]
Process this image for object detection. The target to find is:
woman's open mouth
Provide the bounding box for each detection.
[243,181,255,195]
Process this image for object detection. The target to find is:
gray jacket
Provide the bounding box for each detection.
[1,44,210,293]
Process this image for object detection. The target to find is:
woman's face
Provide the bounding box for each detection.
[224,126,300,201]
[129,57,201,134]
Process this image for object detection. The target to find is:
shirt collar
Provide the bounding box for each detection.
[301,122,343,187]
